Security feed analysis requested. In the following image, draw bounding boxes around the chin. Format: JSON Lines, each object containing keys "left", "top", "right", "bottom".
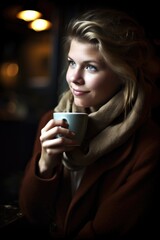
{"left": 74, "top": 101, "right": 89, "bottom": 108}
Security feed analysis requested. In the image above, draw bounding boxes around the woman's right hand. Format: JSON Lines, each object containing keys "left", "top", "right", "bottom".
{"left": 38, "top": 119, "right": 76, "bottom": 178}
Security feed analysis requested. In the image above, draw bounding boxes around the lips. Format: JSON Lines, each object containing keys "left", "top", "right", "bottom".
{"left": 72, "top": 88, "right": 89, "bottom": 96}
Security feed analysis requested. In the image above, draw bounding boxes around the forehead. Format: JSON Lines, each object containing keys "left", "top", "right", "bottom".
{"left": 68, "top": 39, "right": 103, "bottom": 61}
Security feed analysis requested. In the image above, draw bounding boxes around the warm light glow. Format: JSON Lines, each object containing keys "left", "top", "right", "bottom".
{"left": 0, "top": 62, "right": 19, "bottom": 87}
{"left": 28, "top": 19, "right": 52, "bottom": 31}
{"left": 1, "top": 63, "right": 19, "bottom": 78}
{"left": 16, "top": 10, "right": 42, "bottom": 21}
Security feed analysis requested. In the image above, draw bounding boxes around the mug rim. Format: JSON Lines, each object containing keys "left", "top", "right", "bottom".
{"left": 54, "top": 112, "right": 88, "bottom": 115}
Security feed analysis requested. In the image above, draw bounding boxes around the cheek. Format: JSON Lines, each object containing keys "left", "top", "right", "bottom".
{"left": 85, "top": 74, "right": 101, "bottom": 89}
{"left": 88, "top": 76, "right": 107, "bottom": 91}
{"left": 66, "top": 70, "right": 70, "bottom": 84}
{"left": 90, "top": 74, "right": 120, "bottom": 98}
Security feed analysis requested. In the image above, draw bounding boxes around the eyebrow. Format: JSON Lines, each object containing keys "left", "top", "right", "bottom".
{"left": 67, "top": 56, "right": 100, "bottom": 64}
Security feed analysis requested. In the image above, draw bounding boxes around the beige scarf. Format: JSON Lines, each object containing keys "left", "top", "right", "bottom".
{"left": 54, "top": 82, "right": 151, "bottom": 170}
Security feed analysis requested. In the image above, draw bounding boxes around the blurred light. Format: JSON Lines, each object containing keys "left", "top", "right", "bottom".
{"left": 1, "top": 62, "right": 19, "bottom": 78}
{"left": 16, "top": 10, "right": 42, "bottom": 21}
{"left": 28, "top": 19, "right": 52, "bottom": 31}
{"left": 0, "top": 62, "right": 19, "bottom": 87}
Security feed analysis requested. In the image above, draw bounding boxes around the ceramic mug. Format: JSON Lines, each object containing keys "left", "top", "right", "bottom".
{"left": 53, "top": 112, "right": 88, "bottom": 145}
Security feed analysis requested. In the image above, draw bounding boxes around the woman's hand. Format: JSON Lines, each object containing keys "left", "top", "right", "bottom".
{"left": 38, "top": 119, "right": 76, "bottom": 178}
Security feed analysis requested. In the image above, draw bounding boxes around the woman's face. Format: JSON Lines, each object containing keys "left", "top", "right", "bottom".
{"left": 66, "top": 39, "right": 122, "bottom": 108}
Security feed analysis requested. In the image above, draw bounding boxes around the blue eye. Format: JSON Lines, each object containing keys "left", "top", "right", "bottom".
{"left": 68, "top": 60, "right": 76, "bottom": 68}
{"left": 86, "top": 65, "right": 97, "bottom": 72}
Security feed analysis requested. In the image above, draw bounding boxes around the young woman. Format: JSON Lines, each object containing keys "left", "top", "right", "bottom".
{"left": 19, "top": 8, "right": 160, "bottom": 239}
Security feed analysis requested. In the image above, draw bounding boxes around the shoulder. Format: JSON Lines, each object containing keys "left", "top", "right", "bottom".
{"left": 37, "top": 109, "right": 54, "bottom": 129}
{"left": 40, "top": 109, "right": 54, "bottom": 122}
{"left": 135, "top": 119, "right": 160, "bottom": 156}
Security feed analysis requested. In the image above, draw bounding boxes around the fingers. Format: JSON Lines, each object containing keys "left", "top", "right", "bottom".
{"left": 45, "top": 143, "right": 75, "bottom": 156}
{"left": 41, "top": 119, "right": 68, "bottom": 133}
{"left": 42, "top": 133, "right": 76, "bottom": 148}
{"left": 39, "top": 119, "right": 77, "bottom": 172}
{"left": 40, "top": 119, "right": 71, "bottom": 140}
{"left": 40, "top": 119, "right": 77, "bottom": 151}
{"left": 40, "top": 125, "right": 75, "bottom": 142}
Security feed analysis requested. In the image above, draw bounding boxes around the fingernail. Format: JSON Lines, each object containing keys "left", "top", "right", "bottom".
{"left": 62, "top": 118, "right": 68, "bottom": 123}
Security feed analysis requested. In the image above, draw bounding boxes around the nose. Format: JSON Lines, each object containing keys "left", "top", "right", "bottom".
{"left": 69, "top": 68, "right": 84, "bottom": 85}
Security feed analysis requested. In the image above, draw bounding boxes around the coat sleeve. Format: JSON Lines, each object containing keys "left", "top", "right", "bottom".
{"left": 19, "top": 110, "right": 63, "bottom": 225}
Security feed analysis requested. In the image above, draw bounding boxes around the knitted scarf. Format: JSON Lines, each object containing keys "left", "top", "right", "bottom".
{"left": 54, "top": 82, "right": 151, "bottom": 170}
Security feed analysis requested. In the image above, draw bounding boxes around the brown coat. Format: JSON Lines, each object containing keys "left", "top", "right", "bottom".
{"left": 19, "top": 110, "right": 160, "bottom": 239}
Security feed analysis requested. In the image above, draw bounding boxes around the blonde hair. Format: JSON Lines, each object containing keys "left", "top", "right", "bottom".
{"left": 63, "top": 8, "right": 153, "bottom": 111}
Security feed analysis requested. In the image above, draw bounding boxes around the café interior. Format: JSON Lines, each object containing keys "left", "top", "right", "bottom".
{"left": 0, "top": 0, "right": 159, "bottom": 236}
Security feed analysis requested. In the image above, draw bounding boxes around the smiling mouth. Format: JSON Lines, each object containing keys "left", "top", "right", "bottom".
{"left": 72, "top": 88, "right": 89, "bottom": 96}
